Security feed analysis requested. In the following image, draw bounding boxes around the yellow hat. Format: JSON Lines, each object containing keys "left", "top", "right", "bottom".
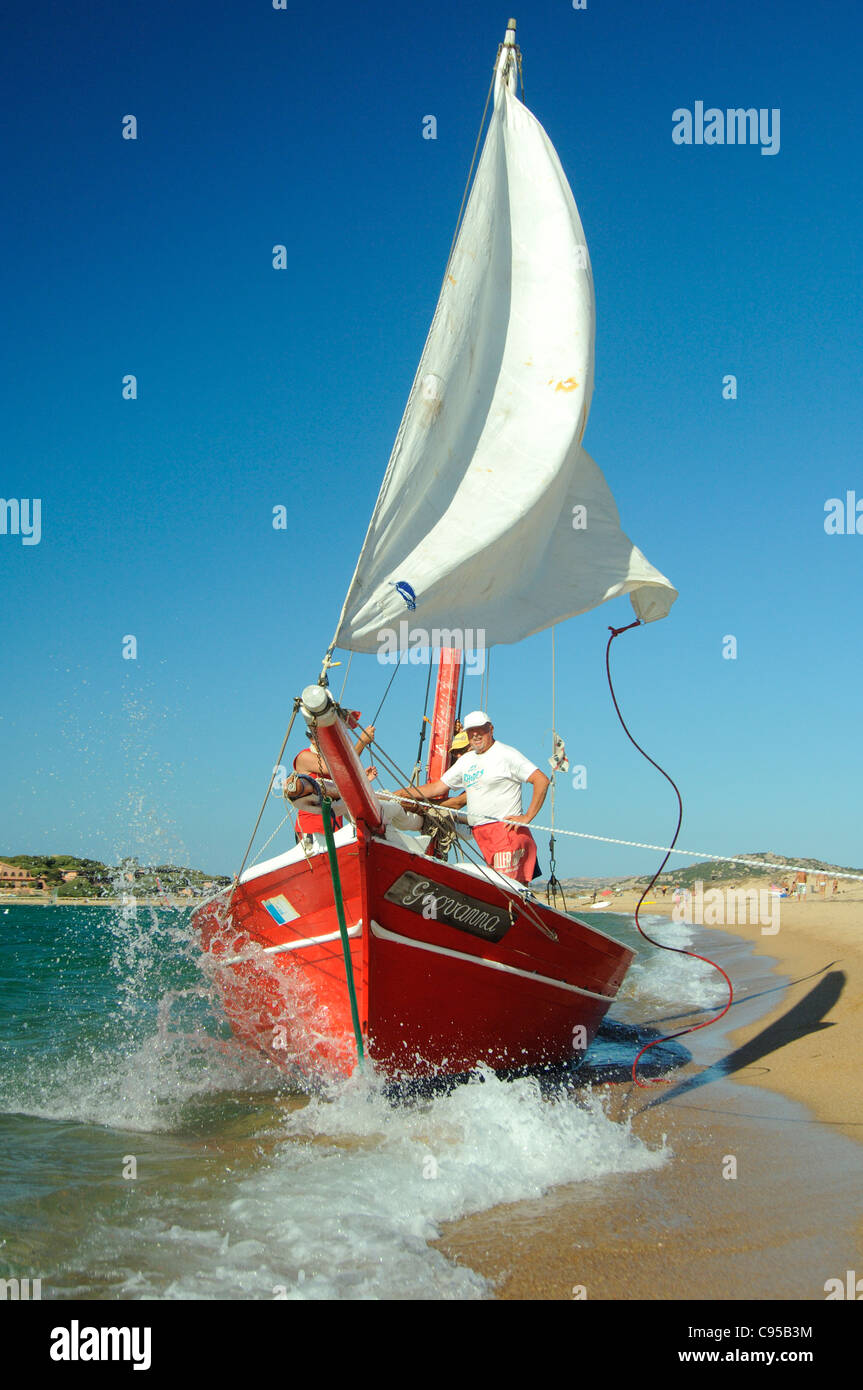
{"left": 450, "top": 731, "right": 469, "bottom": 750}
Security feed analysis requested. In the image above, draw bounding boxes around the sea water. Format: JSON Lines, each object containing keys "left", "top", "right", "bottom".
{"left": 0, "top": 903, "right": 722, "bottom": 1299}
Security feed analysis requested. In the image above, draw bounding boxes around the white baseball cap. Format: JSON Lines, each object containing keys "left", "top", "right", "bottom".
{"left": 462, "top": 710, "right": 491, "bottom": 729}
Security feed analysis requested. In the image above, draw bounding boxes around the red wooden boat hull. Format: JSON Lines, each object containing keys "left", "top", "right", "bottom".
{"left": 193, "top": 825, "right": 635, "bottom": 1080}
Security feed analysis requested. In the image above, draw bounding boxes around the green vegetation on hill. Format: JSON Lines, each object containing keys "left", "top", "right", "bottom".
{"left": 1, "top": 854, "right": 231, "bottom": 898}
{"left": 558, "top": 852, "right": 862, "bottom": 895}
{"left": 630, "top": 852, "right": 862, "bottom": 890}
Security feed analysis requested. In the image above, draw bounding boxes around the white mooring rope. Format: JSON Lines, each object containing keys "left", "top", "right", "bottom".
{"left": 372, "top": 791, "right": 863, "bottom": 884}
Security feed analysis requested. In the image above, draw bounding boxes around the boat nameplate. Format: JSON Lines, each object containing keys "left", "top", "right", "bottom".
{"left": 383, "top": 870, "right": 511, "bottom": 943}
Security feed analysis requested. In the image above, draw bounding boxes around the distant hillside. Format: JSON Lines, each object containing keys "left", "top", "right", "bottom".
{"left": 564, "top": 852, "right": 862, "bottom": 894}
{"left": 1, "top": 854, "right": 231, "bottom": 898}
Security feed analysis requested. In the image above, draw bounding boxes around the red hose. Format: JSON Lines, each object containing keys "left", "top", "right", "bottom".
{"left": 605, "top": 623, "right": 733, "bottom": 1088}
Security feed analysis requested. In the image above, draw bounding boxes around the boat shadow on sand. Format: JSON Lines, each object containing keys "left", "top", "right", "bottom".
{"left": 635, "top": 963, "right": 846, "bottom": 1113}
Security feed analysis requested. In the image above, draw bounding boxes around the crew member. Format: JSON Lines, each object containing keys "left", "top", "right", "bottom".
{"left": 398, "top": 711, "right": 548, "bottom": 883}
{"left": 289, "top": 725, "right": 376, "bottom": 840}
{"left": 439, "top": 730, "right": 468, "bottom": 812}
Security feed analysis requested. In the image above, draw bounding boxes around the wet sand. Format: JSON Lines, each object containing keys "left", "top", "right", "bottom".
{"left": 610, "top": 879, "right": 863, "bottom": 1143}
{"left": 436, "top": 882, "right": 863, "bottom": 1299}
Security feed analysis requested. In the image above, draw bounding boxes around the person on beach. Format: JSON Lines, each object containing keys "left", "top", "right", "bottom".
{"left": 396, "top": 711, "right": 549, "bottom": 883}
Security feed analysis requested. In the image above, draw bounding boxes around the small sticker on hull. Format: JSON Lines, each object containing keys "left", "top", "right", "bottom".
{"left": 262, "top": 894, "right": 300, "bottom": 926}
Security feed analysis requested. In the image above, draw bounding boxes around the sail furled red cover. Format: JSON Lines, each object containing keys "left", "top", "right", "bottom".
{"left": 332, "top": 74, "right": 677, "bottom": 655}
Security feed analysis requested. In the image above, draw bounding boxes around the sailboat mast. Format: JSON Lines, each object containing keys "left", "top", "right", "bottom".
{"left": 495, "top": 17, "right": 519, "bottom": 98}
{"left": 426, "top": 650, "right": 462, "bottom": 782}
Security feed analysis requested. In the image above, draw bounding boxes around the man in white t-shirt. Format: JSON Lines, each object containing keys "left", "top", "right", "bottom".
{"left": 398, "top": 711, "right": 549, "bottom": 883}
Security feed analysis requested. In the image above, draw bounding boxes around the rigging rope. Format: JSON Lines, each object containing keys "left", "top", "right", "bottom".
{"left": 338, "top": 652, "right": 353, "bottom": 704}
{"left": 370, "top": 652, "right": 405, "bottom": 727}
{"left": 411, "top": 660, "right": 435, "bottom": 784}
{"left": 456, "top": 654, "right": 467, "bottom": 723}
{"left": 479, "top": 647, "right": 491, "bottom": 716}
{"left": 226, "top": 699, "right": 301, "bottom": 912}
{"left": 373, "top": 800, "right": 863, "bottom": 886}
{"left": 246, "top": 812, "right": 294, "bottom": 869}
{"left": 506, "top": 830, "right": 863, "bottom": 881}
{"left": 546, "top": 625, "right": 567, "bottom": 912}
{"left": 443, "top": 66, "right": 497, "bottom": 283}
{"left": 604, "top": 621, "right": 733, "bottom": 1088}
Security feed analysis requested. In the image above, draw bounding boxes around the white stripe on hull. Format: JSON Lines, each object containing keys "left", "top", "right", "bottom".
{"left": 370, "top": 920, "right": 616, "bottom": 1002}
{"left": 220, "top": 922, "right": 362, "bottom": 966}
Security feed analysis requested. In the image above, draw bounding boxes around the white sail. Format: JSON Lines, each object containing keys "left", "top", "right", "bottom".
{"left": 331, "top": 34, "right": 676, "bottom": 656}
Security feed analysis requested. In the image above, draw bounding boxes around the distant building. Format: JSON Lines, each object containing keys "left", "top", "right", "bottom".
{"left": 62, "top": 871, "right": 78, "bottom": 881}
{"left": 0, "top": 862, "right": 30, "bottom": 883}
{"left": 0, "top": 862, "right": 46, "bottom": 892}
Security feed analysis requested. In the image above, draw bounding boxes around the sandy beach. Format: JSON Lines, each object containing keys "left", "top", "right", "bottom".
{"left": 436, "top": 878, "right": 863, "bottom": 1299}
{"left": 609, "top": 877, "right": 863, "bottom": 1142}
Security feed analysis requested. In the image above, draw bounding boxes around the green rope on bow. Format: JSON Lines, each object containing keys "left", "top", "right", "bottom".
{"left": 321, "top": 797, "right": 364, "bottom": 1069}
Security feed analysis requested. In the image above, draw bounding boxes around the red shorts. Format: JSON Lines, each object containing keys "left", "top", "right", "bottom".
{"left": 472, "top": 822, "right": 537, "bottom": 884}
{"left": 295, "top": 809, "right": 343, "bottom": 836}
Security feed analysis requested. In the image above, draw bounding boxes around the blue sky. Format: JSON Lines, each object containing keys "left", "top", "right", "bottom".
{"left": 2, "top": 0, "right": 861, "bottom": 879}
